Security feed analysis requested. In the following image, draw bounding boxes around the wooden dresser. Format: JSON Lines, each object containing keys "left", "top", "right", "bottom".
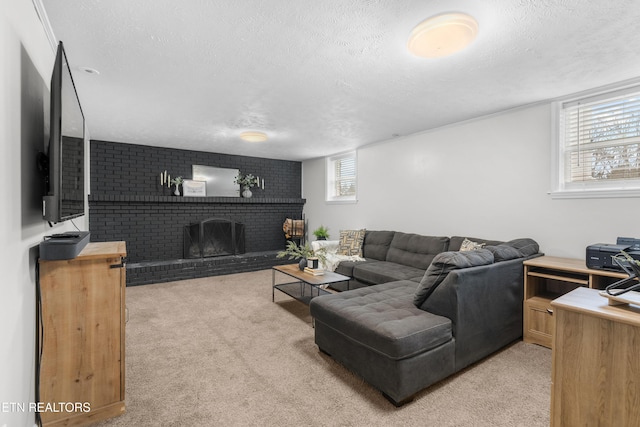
{"left": 550, "top": 287, "right": 640, "bottom": 426}
{"left": 38, "top": 241, "right": 127, "bottom": 427}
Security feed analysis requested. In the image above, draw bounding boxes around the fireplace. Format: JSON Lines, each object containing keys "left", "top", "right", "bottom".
{"left": 184, "top": 218, "right": 245, "bottom": 259}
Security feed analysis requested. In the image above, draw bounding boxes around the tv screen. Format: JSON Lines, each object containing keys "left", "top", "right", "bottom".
{"left": 43, "top": 42, "right": 85, "bottom": 223}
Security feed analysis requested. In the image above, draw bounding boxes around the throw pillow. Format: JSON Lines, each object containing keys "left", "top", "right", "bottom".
{"left": 459, "top": 238, "right": 485, "bottom": 251}
{"left": 337, "top": 229, "right": 366, "bottom": 256}
{"left": 413, "top": 249, "right": 494, "bottom": 308}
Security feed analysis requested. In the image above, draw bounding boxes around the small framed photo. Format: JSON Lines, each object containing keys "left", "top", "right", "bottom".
{"left": 182, "top": 180, "right": 207, "bottom": 197}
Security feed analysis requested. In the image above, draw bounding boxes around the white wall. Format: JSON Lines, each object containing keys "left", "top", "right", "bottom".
{"left": 1, "top": 2, "right": 87, "bottom": 425}
{"left": 303, "top": 103, "right": 639, "bottom": 259}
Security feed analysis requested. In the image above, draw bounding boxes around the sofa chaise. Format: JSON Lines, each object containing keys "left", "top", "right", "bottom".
{"left": 309, "top": 230, "right": 541, "bottom": 406}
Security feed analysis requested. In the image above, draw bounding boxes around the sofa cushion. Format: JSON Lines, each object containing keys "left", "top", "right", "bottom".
{"left": 353, "top": 261, "right": 427, "bottom": 285}
{"left": 362, "top": 230, "right": 395, "bottom": 261}
{"left": 337, "top": 229, "right": 366, "bottom": 256}
{"left": 413, "top": 249, "right": 495, "bottom": 307}
{"left": 449, "top": 236, "right": 504, "bottom": 252}
{"left": 334, "top": 259, "right": 373, "bottom": 277}
{"left": 484, "top": 244, "right": 523, "bottom": 262}
{"left": 309, "top": 281, "right": 452, "bottom": 360}
{"left": 386, "top": 232, "right": 450, "bottom": 270}
{"left": 505, "top": 238, "right": 539, "bottom": 257}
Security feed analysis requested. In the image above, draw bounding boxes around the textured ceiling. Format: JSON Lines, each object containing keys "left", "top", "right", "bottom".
{"left": 40, "top": 0, "right": 640, "bottom": 161}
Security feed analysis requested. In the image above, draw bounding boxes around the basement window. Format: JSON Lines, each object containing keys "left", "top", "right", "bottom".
{"left": 551, "top": 84, "right": 640, "bottom": 198}
{"left": 326, "top": 151, "right": 357, "bottom": 203}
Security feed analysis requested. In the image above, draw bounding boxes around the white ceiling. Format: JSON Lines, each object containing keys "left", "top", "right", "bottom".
{"left": 39, "top": 0, "right": 640, "bottom": 161}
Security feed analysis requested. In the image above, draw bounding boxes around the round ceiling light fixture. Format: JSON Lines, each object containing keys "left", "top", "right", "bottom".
{"left": 239, "top": 131, "right": 268, "bottom": 142}
{"left": 407, "top": 12, "right": 479, "bottom": 58}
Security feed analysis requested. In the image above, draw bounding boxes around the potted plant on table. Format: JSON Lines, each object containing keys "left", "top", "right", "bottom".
{"left": 277, "top": 241, "right": 327, "bottom": 271}
{"left": 313, "top": 225, "right": 330, "bottom": 240}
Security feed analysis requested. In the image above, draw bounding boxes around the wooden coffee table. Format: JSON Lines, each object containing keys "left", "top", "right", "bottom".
{"left": 272, "top": 264, "right": 351, "bottom": 305}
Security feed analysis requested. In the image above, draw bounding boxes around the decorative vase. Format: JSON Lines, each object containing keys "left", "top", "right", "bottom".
{"left": 242, "top": 187, "right": 253, "bottom": 198}
{"left": 174, "top": 185, "right": 180, "bottom": 196}
{"left": 298, "top": 258, "right": 307, "bottom": 271}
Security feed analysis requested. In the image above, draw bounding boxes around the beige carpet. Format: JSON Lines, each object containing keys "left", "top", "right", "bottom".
{"left": 94, "top": 269, "right": 551, "bottom": 427}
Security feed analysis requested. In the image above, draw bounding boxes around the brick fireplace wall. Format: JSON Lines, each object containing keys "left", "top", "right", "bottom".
{"left": 89, "top": 140, "right": 304, "bottom": 285}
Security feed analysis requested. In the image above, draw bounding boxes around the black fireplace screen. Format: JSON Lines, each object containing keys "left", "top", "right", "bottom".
{"left": 184, "top": 218, "right": 245, "bottom": 258}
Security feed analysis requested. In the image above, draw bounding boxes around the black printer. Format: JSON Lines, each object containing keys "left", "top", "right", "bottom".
{"left": 586, "top": 237, "right": 640, "bottom": 271}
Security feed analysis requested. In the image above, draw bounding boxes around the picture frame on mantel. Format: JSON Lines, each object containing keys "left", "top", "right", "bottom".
{"left": 182, "top": 180, "right": 207, "bottom": 197}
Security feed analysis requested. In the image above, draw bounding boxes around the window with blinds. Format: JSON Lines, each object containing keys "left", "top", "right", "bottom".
{"left": 554, "top": 85, "right": 640, "bottom": 197}
{"left": 326, "top": 151, "right": 357, "bottom": 202}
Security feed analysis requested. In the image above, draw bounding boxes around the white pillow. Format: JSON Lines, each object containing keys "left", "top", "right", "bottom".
{"left": 459, "top": 238, "right": 485, "bottom": 251}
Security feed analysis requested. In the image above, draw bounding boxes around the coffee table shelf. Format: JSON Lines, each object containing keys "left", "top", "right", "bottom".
{"left": 273, "top": 282, "right": 331, "bottom": 304}
{"left": 272, "top": 264, "right": 350, "bottom": 305}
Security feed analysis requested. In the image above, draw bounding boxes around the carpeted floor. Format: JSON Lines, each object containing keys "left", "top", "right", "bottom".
{"left": 94, "top": 269, "right": 552, "bottom": 427}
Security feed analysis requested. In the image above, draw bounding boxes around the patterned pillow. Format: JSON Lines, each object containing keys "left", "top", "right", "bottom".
{"left": 337, "top": 229, "right": 366, "bottom": 256}
{"left": 459, "top": 238, "right": 485, "bottom": 251}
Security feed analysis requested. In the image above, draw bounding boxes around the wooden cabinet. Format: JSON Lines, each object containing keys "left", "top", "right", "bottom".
{"left": 38, "top": 242, "right": 127, "bottom": 427}
{"left": 550, "top": 287, "right": 640, "bottom": 426}
{"left": 523, "top": 256, "right": 626, "bottom": 348}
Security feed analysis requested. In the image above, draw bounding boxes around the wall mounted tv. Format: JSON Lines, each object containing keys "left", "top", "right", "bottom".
{"left": 42, "top": 41, "right": 86, "bottom": 223}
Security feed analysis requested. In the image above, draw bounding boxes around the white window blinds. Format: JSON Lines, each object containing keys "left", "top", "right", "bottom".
{"left": 561, "top": 87, "right": 640, "bottom": 185}
{"left": 333, "top": 156, "right": 356, "bottom": 197}
{"left": 326, "top": 151, "right": 357, "bottom": 202}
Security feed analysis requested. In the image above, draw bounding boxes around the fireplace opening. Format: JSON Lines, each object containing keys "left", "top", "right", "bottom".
{"left": 184, "top": 218, "right": 245, "bottom": 259}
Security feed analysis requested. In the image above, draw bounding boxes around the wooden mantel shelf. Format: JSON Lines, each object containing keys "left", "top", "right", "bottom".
{"left": 89, "top": 194, "right": 306, "bottom": 204}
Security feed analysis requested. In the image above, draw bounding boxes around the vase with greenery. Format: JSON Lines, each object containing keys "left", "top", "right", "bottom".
{"left": 277, "top": 241, "right": 327, "bottom": 270}
{"left": 234, "top": 171, "right": 258, "bottom": 198}
{"left": 313, "top": 225, "right": 330, "bottom": 240}
{"left": 170, "top": 176, "right": 183, "bottom": 196}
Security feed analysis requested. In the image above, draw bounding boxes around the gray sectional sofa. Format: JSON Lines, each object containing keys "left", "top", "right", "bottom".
{"left": 309, "top": 230, "right": 541, "bottom": 406}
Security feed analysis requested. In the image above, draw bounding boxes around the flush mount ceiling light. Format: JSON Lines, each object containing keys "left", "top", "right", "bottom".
{"left": 407, "top": 12, "right": 479, "bottom": 58}
{"left": 239, "top": 131, "right": 268, "bottom": 142}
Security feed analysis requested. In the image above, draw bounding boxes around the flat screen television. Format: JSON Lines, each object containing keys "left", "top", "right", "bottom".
{"left": 42, "top": 41, "right": 86, "bottom": 223}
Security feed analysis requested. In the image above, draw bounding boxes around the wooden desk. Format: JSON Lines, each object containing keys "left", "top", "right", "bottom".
{"left": 550, "top": 287, "right": 640, "bottom": 426}
{"left": 523, "top": 256, "right": 626, "bottom": 348}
